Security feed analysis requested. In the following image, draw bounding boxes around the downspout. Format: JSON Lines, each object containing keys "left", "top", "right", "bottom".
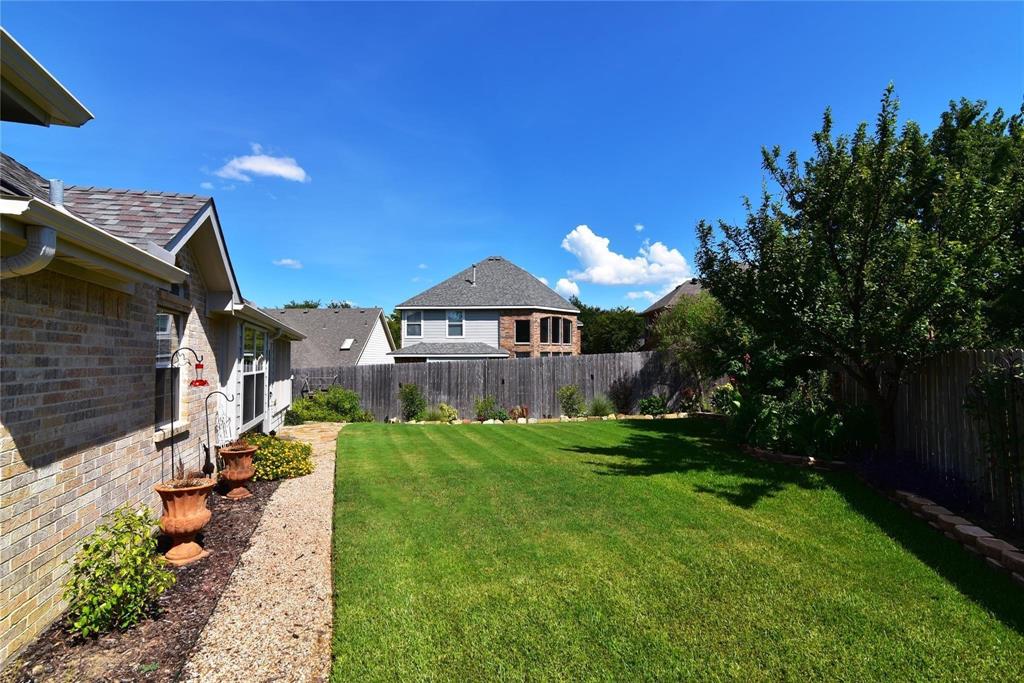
{"left": 0, "top": 180, "right": 61, "bottom": 279}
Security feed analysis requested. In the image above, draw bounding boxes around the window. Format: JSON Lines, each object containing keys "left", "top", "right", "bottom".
{"left": 540, "top": 317, "right": 549, "bottom": 344}
{"left": 515, "top": 351, "right": 531, "bottom": 358}
{"left": 563, "top": 318, "right": 572, "bottom": 345}
{"left": 242, "top": 325, "right": 267, "bottom": 426}
{"left": 539, "top": 316, "right": 573, "bottom": 346}
{"left": 406, "top": 311, "right": 422, "bottom": 337}
{"left": 341, "top": 338, "right": 354, "bottom": 350}
{"left": 447, "top": 310, "right": 464, "bottom": 337}
{"left": 551, "top": 316, "right": 561, "bottom": 344}
{"left": 515, "top": 320, "right": 531, "bottom": 344}
{"left": 155, "top": 313, "right": 179, "bottom": 426}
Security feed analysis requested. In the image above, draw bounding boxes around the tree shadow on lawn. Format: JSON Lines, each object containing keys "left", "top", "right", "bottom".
{"left": 568, "top": 418, "right": 1024, "bottom": 634}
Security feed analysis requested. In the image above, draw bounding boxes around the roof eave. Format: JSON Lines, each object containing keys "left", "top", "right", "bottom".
{"left": 394, "top": 304, "right": 579, "bottom": 314}
{"left": 0, "top": 28, "right": 94, "bottom": 127}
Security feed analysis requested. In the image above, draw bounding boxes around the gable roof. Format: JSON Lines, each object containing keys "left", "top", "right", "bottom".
{"left": 642, "top": 278, "right": 704, "bottom": 315}
{"left": 1, "top": 153, "right": 210, "bottom": 251}
{"left": 264, "top": 307, "right": 394, "bottom": 367}
{"left": 396, "top": 256, "right": 578, "bottom": 312}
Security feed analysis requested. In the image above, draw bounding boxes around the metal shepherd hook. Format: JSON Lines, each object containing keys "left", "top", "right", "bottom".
{"left": 203, "top": 390, "right": 234, "bottom": 476}
{"left": 168, "top": 346, "right": 203, "bottom": 479}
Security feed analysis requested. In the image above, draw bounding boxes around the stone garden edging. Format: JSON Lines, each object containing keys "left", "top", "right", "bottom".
{"left": 738, "top": 444, "right": 1024, "bottom": 588}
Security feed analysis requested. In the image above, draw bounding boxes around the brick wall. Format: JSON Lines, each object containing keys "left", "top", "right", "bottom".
{"left": 0, "top": 243, "right": 221, "bottom": 664}
{"left": 497, "top": 310, "right": 581, "bottom": 358}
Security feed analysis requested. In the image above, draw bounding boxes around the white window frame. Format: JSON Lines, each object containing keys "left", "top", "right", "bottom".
{"left": 405, "top": 311, "right": 423, "bottom": 338}
{"left": 154, "top": 313, "right": 181, "bottom": 432}
{"left": 446, "top": 310, "right": 464, "bottom": 338}
{"left": 241, "top": 324, "right": 269, "bottom": 431}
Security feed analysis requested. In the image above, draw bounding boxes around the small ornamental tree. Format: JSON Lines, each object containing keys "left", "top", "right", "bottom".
{"left": 399, "top": 383, "right": 427, "bottom": 422}
{"left": 697, "top": 87, "right": 1024, "bottom": 447}
{"left": 655, "top": 291, "right": 731, "bottom": 407}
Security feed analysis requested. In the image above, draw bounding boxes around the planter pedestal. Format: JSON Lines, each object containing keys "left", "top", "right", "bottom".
{"left": 219, "top": 444, "right": 257, "bottom": 500}
{"left": 154, "top": 479, "right": 215, "bottom": 566}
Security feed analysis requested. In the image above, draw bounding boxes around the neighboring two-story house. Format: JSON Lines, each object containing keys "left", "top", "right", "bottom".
{"left": 641, "top": 278, "right": 703, "bottom": 349}
{"left": 391, "top": 256, "right": 581, "bottom": 362}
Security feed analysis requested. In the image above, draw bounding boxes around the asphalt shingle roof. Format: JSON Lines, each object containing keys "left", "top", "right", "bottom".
{"left": 264, "top": 308, "right": 390, "bottom": 367}
{"left": 642, "top": 279, "right": 704, "bottom": 315}
{"left": 397, "top": 256, "right": 578, "bottom": 312}
{"left": 389, "top": 342, "right": 508, "bottom": 357}
{"left": 1, "top": 153, "right": 210, "bottom": 249}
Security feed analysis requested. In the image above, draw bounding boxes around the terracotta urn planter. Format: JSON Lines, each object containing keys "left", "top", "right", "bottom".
{"left": 219, "top": 440, "right": 257, "bottom": 500}
{"left": 154, "top": 478, "right": 215, "bottom": 566}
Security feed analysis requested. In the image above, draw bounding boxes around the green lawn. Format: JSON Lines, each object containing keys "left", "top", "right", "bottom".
{"left": 331, "top": 420, "right": 1024, "bottom": 681}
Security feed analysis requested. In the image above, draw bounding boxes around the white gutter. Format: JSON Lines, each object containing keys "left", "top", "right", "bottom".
{"left": 394, "top": 305, "right": 579, "bottom": 314}
{"left": 0, "top": 195, "right": 186, "bottom": 283}
{"left": 230, "top": 302, "right": 306, "bottom": 341}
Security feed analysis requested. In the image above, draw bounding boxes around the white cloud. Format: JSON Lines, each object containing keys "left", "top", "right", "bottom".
{"left": 555, "top": 278, "right": 580, "bottom": 298}
{"left": 634, "top": 223, "right": 644, "bottom": 232}
{"left": 200, "top": 181, "right": 214, "bottom": 190}
{"left": 560, "top": 224, "right": 692, "bottom": 286}
{"left": 537, "top": 276, "right": 549, "bottom": 286}
{"left": 215, "top": 144, "right": 310, "bottom": 183}
{"left": 626, "top": 290, "right": 658, "bottom": 302}
{"left": 272, "top": 258, "right": 303, "bottom": 269}
{"left": 418, "top": 263, "right": 428, "bottom": 270}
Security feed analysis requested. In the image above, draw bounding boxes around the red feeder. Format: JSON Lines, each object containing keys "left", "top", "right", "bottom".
{"left": 190, "top": 362, "right": 210, "bottom": 387}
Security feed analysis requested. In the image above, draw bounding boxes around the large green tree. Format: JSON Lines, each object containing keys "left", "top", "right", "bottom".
{"left": 570, "top": 297, "right": 645, "bottom": 354}
{"left": 696, "top": 88, "right": 1023, "bottom": 445}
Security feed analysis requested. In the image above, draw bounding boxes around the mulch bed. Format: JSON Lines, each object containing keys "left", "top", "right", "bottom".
{"left": 2, "top": 481, "right": 279, "bottom": 683}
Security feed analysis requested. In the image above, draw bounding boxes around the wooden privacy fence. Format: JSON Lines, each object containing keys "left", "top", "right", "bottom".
{"left": 293, "top": 351, "right": 691, "bottom": 421}
{"left": 839, "top": 348, "right": 1024, "bottom": 532}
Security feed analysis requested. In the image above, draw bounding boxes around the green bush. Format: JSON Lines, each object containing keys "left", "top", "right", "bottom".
{"left": 399, "top": 384, "right": 427, "bottom": 422}
{"left": 557, "top": 385, "right": 586, "bottom": 417}
{"left": 474, "top": 395, "right": 503, "bottom": 421}
{"left": 63, "top": 506, "right": 174, "bottom": 637}
{"left": 509, "top": 405, "right": 530, "bottom": 420}
{"left": 438, "top": 403, "right": 459, "bottom": 423}
{"left": 248, "top": 433, "right": 314, "bottom": 480}
{"left": 589, "top": 395, "right": 613, "bottom": 417}
{"left": 287, "top": 386, "right": 370, "bottom": 423}
{"left": 638, "top": 395, "right": 669, "bottom": 415}
{"left": 710, "top": 383, "right": 741, "bottom": 416}
{"left": 423, "top": 408, "right": 445, "bottom": 422}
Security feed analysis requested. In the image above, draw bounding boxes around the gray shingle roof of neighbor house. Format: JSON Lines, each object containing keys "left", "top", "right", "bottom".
{"left": 396, "top": 256, "right": 579, "bottom": 313}
{"left": 1, "top": 153, "right": 211, "bottom": 249}
{"left": 263, "top": 307, "right": 394, "bottom": 367}
{"left": 642, "top": 278, "right": 704, "bottom": 315}
{"left": 389, "top": 342, "right": 509, "bottom": 358}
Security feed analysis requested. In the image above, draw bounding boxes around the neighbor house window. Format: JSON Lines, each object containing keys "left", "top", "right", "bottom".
{"left": 540, "top": 316, "right": 573, "bottom": 346}
{"left": 515, "top": 320, "right": 531, "bottom": 344}
{"left": 515, "top": 351, "right": 531, "bottom": 358}
{"left": 242, "top": 325, "right": 267, "bottom": 426}
{"left": 563, "top": 319, "right": 572, "bottom": 345}
{"left": 447, "top": 310, "right": 464, "bottom": 337}
{"left": 155, "top": 313, "right": 179, "bottom": 426}
{"left": 540, "top": 318, "right": 549, "bottom": 344}
{"left": 406, "top": 311, "right": 422, "bottom": 337}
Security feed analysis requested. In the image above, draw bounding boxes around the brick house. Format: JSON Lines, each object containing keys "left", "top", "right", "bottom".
{"left": 391, "top": 256, "right": 581, "bottom": 362}
{"left": 0, "top": 30, "right": 303, "bottom": 663}
{"left": 640, "top": 278, "right": 703, "bottom": 350}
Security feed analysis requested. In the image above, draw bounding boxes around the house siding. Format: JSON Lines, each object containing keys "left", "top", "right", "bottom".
{"left": 402, "top": 310, "right": 499, "bottom": 348}
{"left": 0, "top": 242, "right": 220, "bottom": 663}
{"left": 360, "top": 318, "right": 394, "bottom": 365}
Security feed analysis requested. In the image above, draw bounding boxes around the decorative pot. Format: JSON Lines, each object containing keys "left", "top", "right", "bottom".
{"left": 154, "top": 478, "right": 215, "bottom": 566}
{"left": 219, "top": 443, "right": 257, "bottom": 500}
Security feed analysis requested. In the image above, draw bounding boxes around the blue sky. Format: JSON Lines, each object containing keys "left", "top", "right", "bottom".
{"left": 3, "top": 2, "right": 1021, "bottom": 311}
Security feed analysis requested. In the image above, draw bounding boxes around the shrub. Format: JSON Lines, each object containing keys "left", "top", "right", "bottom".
{"left": 474, "top": 395, "right": 502, "bottom": 421}
{"left": 494, "top": 408, "right": 511, "bottom": 422}
{"left": 247, "top": 433, "right": 314, "bottom": 480}
{"left": 710, "top": 383, "right": 741, "bottom": 416}
{"left": 287, "top": 386, "right": 369, "bottom": 423}
{"left": 438, "top": 403, "right": 459, "bottom": 423}
{"left": 556, "top": 385, "right": 586, "bottom": 417}
{"left": 509, "top": 405, "right": 530, "bottom": 420}
{"left": 63, "top": 506, "right": 174, "bottom": 637}
{"left": 638, "top": 394, "right": 669, "bottom": 415}
{"left": 399, "top": 383, "right": 427, "bottom": 422}
{"left": 608, "top": 376, "right": 634, "bottom": 414}
{"left": 423, "top": 407, "right": 445, "bottom": 422}
{"left": 589, "top": 395, "right": 613, "bottom": 417}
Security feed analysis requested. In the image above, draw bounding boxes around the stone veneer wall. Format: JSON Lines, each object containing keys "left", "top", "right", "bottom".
{"left": 0, "top": 243, "right": 220, "bottom": 664}
{"left": 498, "top": 310, "right": 582, "bottom": 358}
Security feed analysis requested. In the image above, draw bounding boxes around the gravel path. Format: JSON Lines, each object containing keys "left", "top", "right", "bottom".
{"left": 181, "top": 423, "right": 342, "bottom": 683}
